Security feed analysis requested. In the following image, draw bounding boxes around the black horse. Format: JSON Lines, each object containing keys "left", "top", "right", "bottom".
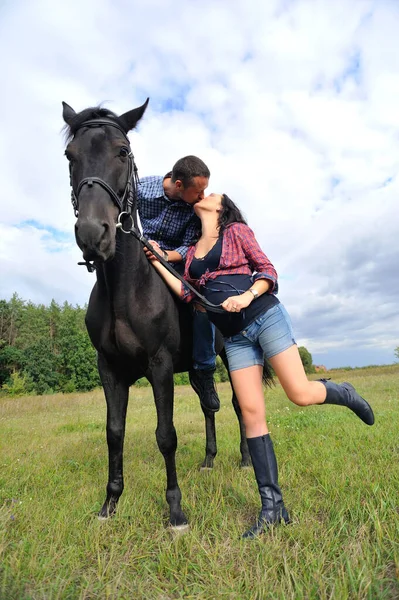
{"left": 62, "top": 99, "right": 270, "bottom": 529}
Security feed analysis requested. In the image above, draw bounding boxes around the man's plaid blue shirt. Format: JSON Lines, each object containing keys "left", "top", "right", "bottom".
{"left": 137, "top": 176, "right": 200, "bottom": 259}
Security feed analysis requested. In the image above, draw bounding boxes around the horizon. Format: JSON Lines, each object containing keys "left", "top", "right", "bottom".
{"left": 1, "top": 0, "right": 398, "bottom": 369}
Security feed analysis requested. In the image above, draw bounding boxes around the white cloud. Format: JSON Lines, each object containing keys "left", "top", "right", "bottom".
{"left": 0, "top": 0, "right": 398, "bottom": 367}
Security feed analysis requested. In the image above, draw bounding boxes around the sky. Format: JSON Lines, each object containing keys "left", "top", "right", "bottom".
{"left": 0, "top": 0, "right": 398, "bottom": 368}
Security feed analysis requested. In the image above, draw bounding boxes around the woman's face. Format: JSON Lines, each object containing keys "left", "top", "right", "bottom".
{"left": 194, "top": 193, "right": 223, "bottom": 216}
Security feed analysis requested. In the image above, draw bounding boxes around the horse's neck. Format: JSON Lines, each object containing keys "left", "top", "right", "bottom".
{"left": 96, "top": 230, "right": 151, "bottom": 303}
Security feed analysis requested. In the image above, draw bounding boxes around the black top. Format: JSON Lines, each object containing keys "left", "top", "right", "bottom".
{"left": 189, "top": 236, "right": 279, "bottom": 337}
{"left": 189, "top": 236, "right": 223, "bottom": 280}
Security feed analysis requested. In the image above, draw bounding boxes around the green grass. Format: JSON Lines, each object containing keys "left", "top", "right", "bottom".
{"left": 0, "top": 366, "right": 398, "bottom": 599}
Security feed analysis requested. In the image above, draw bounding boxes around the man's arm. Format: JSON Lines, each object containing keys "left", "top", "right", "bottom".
{"left": 164, "top": 249, "right": 184, "bottom": 263}
{"left": 171, "top": 214, "right": 200, "bottom": 261}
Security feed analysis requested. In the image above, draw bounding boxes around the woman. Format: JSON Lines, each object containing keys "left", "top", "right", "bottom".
{"left": 146, "top": 193, "right": 375, "bottom": 539}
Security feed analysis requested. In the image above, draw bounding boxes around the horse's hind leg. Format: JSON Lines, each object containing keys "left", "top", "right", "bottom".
{"left": 188, "top": 373, "right": 217, "bottom": 468}
{"left": 97, "top": 353, "right": 129, "bottom": 519}
{"left": 231, "top": 389, "right": 251, "bottom": 467}
{"left": 148, "top": 358, "right": 189, "bottom": 530}
{"left": 220, "top": 349, "right": 251, "bottom": 468}
{"left": 199, "top": 407, "right": 217, "bottom": 470}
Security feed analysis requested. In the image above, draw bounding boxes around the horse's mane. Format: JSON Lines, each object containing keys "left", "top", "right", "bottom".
{"left": 63, "top": 106, "right": 122, "bottom": 142}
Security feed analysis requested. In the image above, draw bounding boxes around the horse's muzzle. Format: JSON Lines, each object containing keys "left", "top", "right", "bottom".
{"left": 75, "top": 218, "right": 115, "bottom": 261}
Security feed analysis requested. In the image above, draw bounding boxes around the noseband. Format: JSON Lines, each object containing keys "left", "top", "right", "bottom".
{"left": 69, "top": 119, "right": 139, "bottom": 218}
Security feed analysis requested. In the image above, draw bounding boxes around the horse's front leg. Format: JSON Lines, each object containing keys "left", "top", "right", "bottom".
{"left": 148, "top": 355, "right": 189, "bottom": 531}
{"left": 97, "top": 353, "right": 129, "bottom": 519}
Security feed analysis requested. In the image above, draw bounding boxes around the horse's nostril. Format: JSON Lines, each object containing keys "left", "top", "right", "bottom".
{"left": 102, "top": 222, "right": 109, "bottom": 233}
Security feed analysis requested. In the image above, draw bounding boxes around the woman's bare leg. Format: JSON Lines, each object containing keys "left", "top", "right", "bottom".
{"left": 229, "top": 365, "right": 268, "bottom": 437}
{"left": 268, "top": 345, "right": 327, "bottom": 406}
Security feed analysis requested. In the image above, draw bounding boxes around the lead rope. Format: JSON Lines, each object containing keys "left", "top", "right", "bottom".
{"left": 118, "top": 220, "right": 227, "bottom": 314}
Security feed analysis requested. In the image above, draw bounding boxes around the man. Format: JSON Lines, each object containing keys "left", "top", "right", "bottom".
{"left": 137, "top": 155, "right": 220, "bottom": 412}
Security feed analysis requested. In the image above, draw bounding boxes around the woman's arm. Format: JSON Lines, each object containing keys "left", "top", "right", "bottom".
{"left": 151, "top": 259, "right": 185, "bottom": 298}
{"left": 220, "top": 224, "right": 277, "bottom": 313}
{"left": 221, "top": 278, "right": 270, "bottom": 312}
{"left": 235, "top": 224, "right": 278, "bottom": 291}
{"left": 145, "top": 241, "right": 195, "bottom": 301}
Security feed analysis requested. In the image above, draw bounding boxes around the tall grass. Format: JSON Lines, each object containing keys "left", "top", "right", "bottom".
{"left": 0, "top": 366, "right": 398, "bottom": 599}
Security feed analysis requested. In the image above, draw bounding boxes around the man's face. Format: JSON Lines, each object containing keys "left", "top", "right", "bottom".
{"left": 176, "top": 176, "right": 209, "bottom": 205}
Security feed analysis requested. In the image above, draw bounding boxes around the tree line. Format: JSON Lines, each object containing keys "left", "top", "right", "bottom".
{"left": 0, "top": 294, "right": 230, "bottom": 396}
{"left": 0, "top": 294, "right": 318, "bottom": 397}
{"left": 0, "top": 294, "right": 100, "bottom": 396}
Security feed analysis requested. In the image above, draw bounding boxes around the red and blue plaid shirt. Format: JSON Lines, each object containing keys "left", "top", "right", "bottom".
{"left": 137, "top": 175, "right": 200, "bottom": 259}
{"left": 180, "top": 223, "right": 278, "bottom": 302}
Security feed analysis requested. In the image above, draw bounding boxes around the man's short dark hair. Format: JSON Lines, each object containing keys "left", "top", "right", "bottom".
{"left": 171, "top": 155, "right": 210, "bottom": 188}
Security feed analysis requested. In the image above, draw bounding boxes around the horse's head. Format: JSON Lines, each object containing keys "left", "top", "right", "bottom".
{"left": 62, "top": 99, "right": 149, "bottom": 262}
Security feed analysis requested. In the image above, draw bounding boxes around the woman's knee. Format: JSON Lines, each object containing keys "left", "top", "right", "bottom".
{"left": 286, "top": 387, "right": 312, "bottom": 406}
{"left": 240, "top": 404, "right": 265, "bottom": 427}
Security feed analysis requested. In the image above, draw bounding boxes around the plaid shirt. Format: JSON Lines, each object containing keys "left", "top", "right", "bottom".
{"left": 180, "top": 223, "right": 278, "bottom": 302}
{"left": 137, "top": 176, "right": 200, "bottom": 259}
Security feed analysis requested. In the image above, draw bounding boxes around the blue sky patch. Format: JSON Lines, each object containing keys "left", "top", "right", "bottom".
{"left": 156, "top": 84, "right": 191, "bottom": 113}
{"left": 380, "top": 176, "right": 394, "bottom": 188}
{"left": 333, "top": 51, "right": 362, "bottom": 92}
{"left": 18, "top": 220, "right": 74, "bottom": 252}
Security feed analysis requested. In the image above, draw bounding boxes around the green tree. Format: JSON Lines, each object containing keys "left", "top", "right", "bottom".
{"left": 395, "top": 347, "right": 399, "bottom": 361}
{"left": 0, "top": 295, "right": 102, "bottom": 395}
{"left": 22, "top": 338, "right": 60, "bottom": 395}
{"left": 2, "top": 371, "right": 35, "bottom": 397}
{"left": 215, "top": 356, "right": 229, "bottom": 382}
{"left": 173, "top": 372, "right": 189, "bottom": 386}
{"left": 298, "top": 346, "right": 315, "bottom": 374}
{"left": 57, "top": 302, "right": 100, "bottom": 392}
{"left": 0, "top": 344, "right": 25, "bottom": 386}
{"left": 1, "top": 293, "right": 25, "bottom": 346}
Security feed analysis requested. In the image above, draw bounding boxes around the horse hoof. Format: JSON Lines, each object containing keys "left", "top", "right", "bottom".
{"left": 98, "top": 504, "right": 117, "bottom": 521}
{"left": 97, "top": 514, "right": 110, "bottom": 522}
{"left": 169, "top": 523, "right": 190, "bottom": 537}
{"left": 200, "top": 466, "right": 213, "bottom": 472}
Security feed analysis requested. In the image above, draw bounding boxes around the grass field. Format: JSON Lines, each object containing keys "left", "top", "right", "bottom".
{"left": 0, "top": 365, "right": 398, "bottom": 599}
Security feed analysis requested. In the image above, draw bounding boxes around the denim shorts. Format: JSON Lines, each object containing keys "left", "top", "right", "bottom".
{"left": 223, "top": 303, "right": 296, "bottom": 372}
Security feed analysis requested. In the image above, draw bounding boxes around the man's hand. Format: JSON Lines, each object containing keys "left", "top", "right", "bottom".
{"left": 221, "top": 292, "right": 253, "bottom": 313}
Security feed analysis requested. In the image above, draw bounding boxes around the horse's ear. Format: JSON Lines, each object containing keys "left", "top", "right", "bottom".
{"left": 62, "top": 102, "right": 76, "bottom": 125}
{"left": 119, "top": 98, "right": 149, "bottom": 132}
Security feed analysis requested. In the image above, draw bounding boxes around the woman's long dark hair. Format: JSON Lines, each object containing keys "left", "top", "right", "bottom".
{"left": 217, "top": 194, "right": 274, "bottom": 388}
{"left": 217, "top": 194, "right": 247, "bottom": 233}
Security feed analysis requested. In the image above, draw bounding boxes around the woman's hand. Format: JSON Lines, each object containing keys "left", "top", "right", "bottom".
{"left": 144, "top": 240, "right": 164, "bottom": 262}
{"left": 221, "top": 292, "right": 253, "bottom": 313}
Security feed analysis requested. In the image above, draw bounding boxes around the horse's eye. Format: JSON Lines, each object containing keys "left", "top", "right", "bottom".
{"left": 119, "top": 147, "right": 129, "bottom": 158}
{"left": 64, "top": 150, "right": 74, "bottom": 162}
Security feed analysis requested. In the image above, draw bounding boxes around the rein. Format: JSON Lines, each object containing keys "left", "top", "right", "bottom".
{"left": 69, "top": 118, "right": 226, "bottom": 314}
{"left": 116, "top": 214, "right": 227, "bottom": 314}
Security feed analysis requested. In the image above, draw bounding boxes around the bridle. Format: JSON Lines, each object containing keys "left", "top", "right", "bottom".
{"left": 67, "top": 117, "right": 226, "bottom": 313}
{"left": 69, "top": 118, "right": 139, "bottom": 219}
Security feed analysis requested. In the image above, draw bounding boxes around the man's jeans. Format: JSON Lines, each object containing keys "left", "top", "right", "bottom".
{"left": 171, "top": 262, "right": 216, "bottom": 371}
{"left": 192, "top": 308, "right": 217, "bottom": 371}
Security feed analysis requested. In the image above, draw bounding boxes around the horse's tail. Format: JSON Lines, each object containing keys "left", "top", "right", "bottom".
{"left": 262, "top": 360, "right": 275, "bottom": 389}
{"left": 219, "top": 346, "right": 274, "bottom": 389}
